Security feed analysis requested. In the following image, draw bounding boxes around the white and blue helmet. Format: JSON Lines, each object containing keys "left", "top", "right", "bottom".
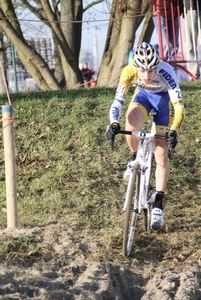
{"left": 132, "top": 42, "right": 160, "bottom": 69}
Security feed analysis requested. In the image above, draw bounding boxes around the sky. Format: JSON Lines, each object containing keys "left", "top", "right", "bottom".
{"left": 81, "top": 1, "right": 111, "bottom": 68}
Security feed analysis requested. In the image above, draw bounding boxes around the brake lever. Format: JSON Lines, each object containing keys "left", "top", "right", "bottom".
{"left": 110, "top": 137, "right": 115, "bottom": 151}
{"left": 168, "top": 146, "right": 173, "bottom": 159}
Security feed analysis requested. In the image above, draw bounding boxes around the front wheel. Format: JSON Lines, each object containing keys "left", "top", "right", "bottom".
{"left": 143, "top": 152, "right": 155, "bottom": 231}
{"left": 123, "top": 164, "right": 140, "bottom": 257}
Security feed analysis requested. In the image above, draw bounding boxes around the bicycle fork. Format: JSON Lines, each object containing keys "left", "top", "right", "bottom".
{"left": 138, "top": 153, "right": 154, "bottom": 229}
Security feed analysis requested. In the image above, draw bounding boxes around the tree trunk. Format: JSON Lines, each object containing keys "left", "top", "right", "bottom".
{"left": 0, "top": 0, "right": 151, "bottom": 90}
{"left": 0, "top": 0, "right": 60, "bottom": 90}
{"left": 59, "top": 0, "right": 84, "bottom": 88}
{"left": 0, "top": 8, "right": 60, "bottom": 90}
{"left": 97, "top": 0, "right": 149, "bottom": 87}
{"left": 0, "top": 27, "right": 7, "bottom": 93}
{"left": 19, "top": 0, "right": 84, "bottom": 89}
{"left": 138, "top": 11, "right": 154, "bottom": 44}
{"left": 52, "top": 32, "right": 65, "bottom": 85}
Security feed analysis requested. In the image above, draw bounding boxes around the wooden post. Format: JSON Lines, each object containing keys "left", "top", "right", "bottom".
{"left": 2, "top": 105, "right": 18, "bottom": 228}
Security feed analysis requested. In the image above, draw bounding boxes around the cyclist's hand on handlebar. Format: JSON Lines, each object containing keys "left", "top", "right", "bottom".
{"left": 165, "top": 130, "right": 178, "bottom": 149}
{"left": 106, "top": 122, "right": 121, "bottom": 141}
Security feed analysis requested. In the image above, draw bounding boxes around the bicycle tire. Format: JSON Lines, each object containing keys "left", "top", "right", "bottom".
{"left": 143, "top": 153, "right": 155, "bottom": 231}
{"left": 143, "top": 209, "right": 148, "bottom": 231}
{"left": 123, "top": 163, "right": 140, "bottom": 257}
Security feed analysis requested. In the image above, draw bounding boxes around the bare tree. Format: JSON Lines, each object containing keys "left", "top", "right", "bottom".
{"left": 0, "top": 0, "right": 105, "bottom": 90}
{"left": 0, "top": 0, "right": 152, "bottom": 90}
{"left": 0, "top": 1, "right": 60, "bottom": 90}
{"left": 97, "top": 0, "right": 149, "bottom": 87}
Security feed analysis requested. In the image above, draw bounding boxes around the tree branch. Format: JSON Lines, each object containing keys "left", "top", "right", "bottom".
{"left": 83, "top": 0, "right": 104, "bottom": 13}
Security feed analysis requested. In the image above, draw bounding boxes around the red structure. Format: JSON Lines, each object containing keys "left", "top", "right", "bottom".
{"left": 153, "top": 0, "right": 201, "bottom": 81}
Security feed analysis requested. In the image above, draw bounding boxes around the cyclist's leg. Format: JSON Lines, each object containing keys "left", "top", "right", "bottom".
{"left": 123, "top": 89, "right": 150, "bottom": 181}
{"left": 124, "top": 88, "right": 149, "bottom": 181}
{"left": 151, "top": 138, "right": 169, "bottom": 230}
{"left": 123, "top": 107, "right": 145, "bottom": 181}
{"left": 125, "top": 88, "right": 150, "bottom": 153}
{"left": 149, "top": 92, "right": 171, "bottom": 229}
{"left": 154, "top": 138, "right": 170, "bottom": 195}
{"left": 153, "top": 92, "right": 172, "bottom": 198}
{"left": 125, "top": 106, "right": 144, "bottom": 152}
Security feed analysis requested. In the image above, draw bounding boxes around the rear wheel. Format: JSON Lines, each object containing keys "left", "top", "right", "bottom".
{"left": 123, "top": 164, "right": 140, "bottom": 257}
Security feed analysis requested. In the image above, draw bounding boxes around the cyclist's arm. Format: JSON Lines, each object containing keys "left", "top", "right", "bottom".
{"left": 161, "top": 64, "right": 185, "bottom": 133}
{"left": 168, "top": 88, "right": 185, "bottom": 133}
{"left": 109, "top": 65, "right": 137, "bottom": 123}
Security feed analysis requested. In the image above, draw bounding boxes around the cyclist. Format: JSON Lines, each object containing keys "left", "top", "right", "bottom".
{"left": 106, "top": 42, "right": 185, "bottom": 231}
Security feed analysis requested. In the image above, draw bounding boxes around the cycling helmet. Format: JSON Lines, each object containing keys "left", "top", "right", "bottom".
{"left": 132, "top": 42, "right": 160, "bottom": 69}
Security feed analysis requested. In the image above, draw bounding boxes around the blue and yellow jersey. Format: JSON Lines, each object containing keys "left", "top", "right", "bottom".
{"left": 109, "top": 61, "right": 185, "bottom": 133}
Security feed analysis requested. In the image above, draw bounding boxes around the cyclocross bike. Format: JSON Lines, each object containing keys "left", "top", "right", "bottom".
{"left": 111, "top": 113, "right": 172, "bottom": 257}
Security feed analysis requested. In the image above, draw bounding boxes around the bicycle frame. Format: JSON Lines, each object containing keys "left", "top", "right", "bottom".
{"left": 123, "top": 121, "right": 156, "bottom": 214}
{"left": 109, "top": 115, "right": 172, "bottom": 256}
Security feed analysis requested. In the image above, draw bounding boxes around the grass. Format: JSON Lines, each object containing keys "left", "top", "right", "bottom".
{"left": 0, "top": 83, "right": 201, "bottom": 267}
{"left": 0, "top": 235, "right": 52, "bottom": 266}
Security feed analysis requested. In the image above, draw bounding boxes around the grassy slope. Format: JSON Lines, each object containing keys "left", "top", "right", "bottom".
{"left": 0, "top": 83, "right": 201, "bottom": 266}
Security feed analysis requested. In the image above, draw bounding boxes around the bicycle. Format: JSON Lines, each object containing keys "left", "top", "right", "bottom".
{"left": 110, "top": 113, "right": 172, "bottom": 257}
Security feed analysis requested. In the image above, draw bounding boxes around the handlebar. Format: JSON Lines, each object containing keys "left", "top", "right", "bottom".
{"left": 109, "top": 129, "right": 173, "bottom": 159}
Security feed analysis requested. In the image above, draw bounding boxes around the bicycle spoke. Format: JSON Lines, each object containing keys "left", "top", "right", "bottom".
{"left": 123, "top": 164, "right": 140, "bottom": 257}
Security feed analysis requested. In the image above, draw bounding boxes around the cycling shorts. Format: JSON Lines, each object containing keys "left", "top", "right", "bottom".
{"left": 129, "top": 87, "right": 174, "bottom": 136}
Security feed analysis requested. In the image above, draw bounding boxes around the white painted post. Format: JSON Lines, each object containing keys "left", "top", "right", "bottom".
{"left": 2, "top": 105, "right": 18, "bottom": 228}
